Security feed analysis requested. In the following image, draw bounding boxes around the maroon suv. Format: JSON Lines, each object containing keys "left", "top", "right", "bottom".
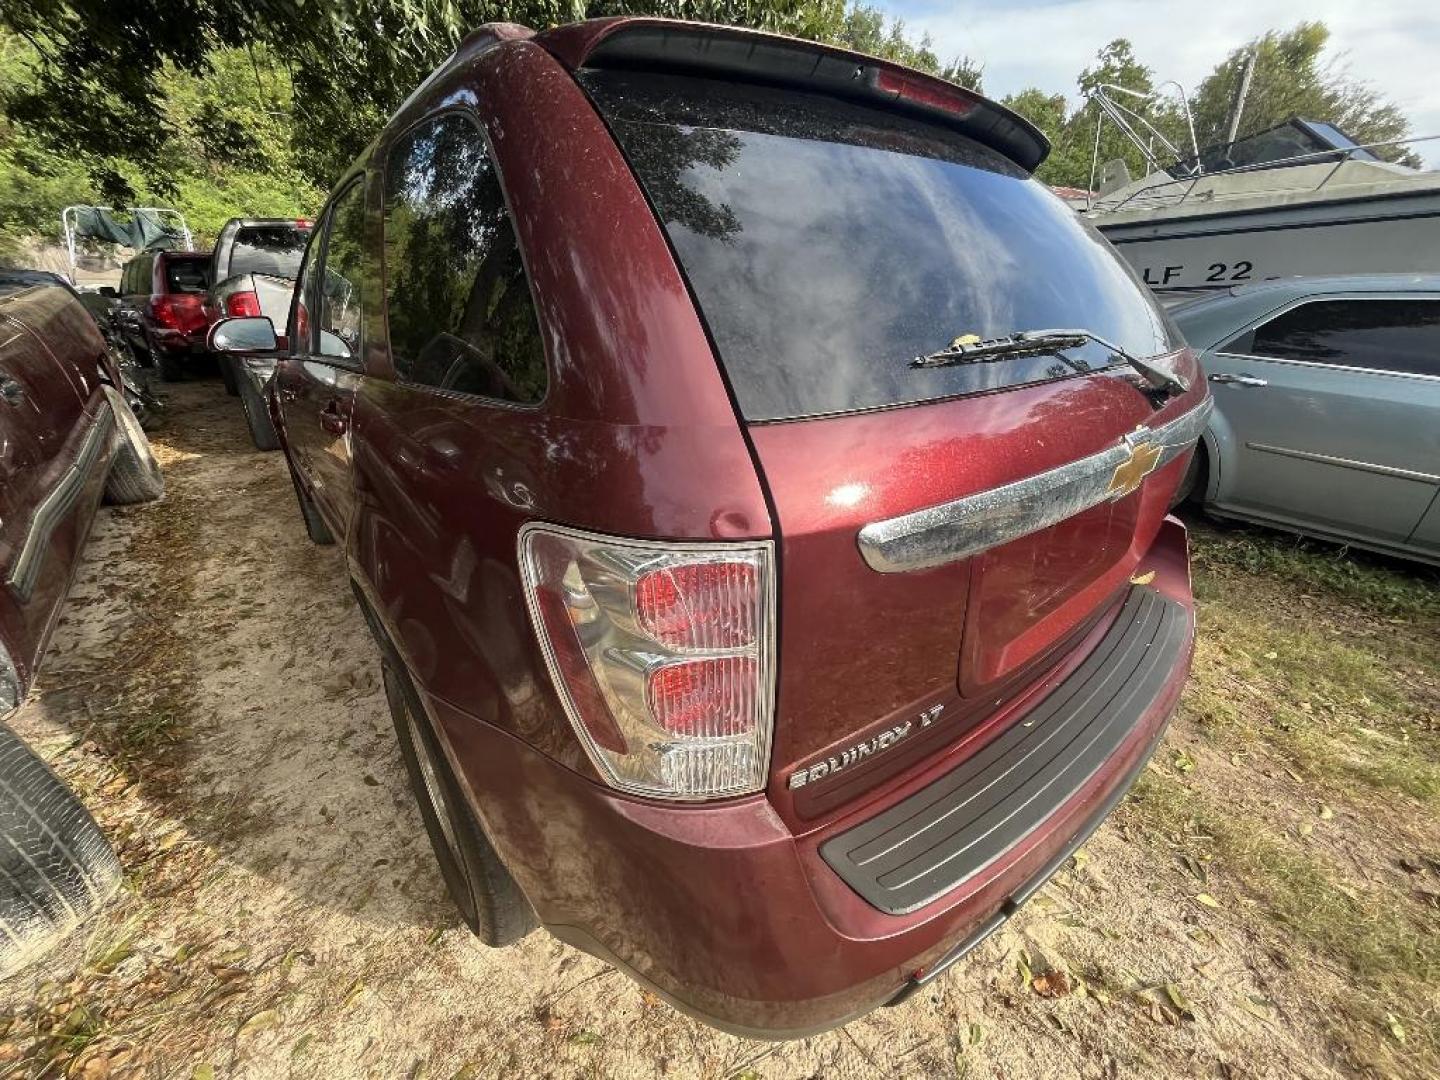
{"left": 210, "top": 18, "right": 1209, "bottom": 1036}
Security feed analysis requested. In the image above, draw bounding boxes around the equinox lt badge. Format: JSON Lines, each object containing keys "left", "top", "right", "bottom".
{"left": 788, "top": 703, "right": 946, "bottom": 789}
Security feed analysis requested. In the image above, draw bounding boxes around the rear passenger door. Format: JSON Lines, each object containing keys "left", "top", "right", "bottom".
{"left": 1208, "top": 295, "right": 1440, "bottom": 545}
{"left": 348, "top": 110, "right": 549, "bottom": 700}
{"left": 273, "top": 180, "right": 369, "bottom": 537}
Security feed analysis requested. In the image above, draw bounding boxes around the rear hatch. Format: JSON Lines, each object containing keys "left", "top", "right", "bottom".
{"left": 573, "top": 34, "right": 1203, "bottom": 822}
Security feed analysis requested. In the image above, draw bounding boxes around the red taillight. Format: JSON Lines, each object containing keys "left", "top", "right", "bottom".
{"left": 646, "top": 657, "right": 758, "bottom": 738}
{"left": 520, "top": 527, "right": 775, "bottom": 800}
{"left": 871, "top": 68, "right": 977, "bottom": 118}
{"left": 225, "top": 291, "right": 262, "bottom": 318}
{"left": 150, "top": 293, "right": 205, "bottom": 332}
{"left": 635, "top": 562, "right": 758, "bottom": 649}
{"left": 295, "top": 218, "right": 312, "bottom": 228}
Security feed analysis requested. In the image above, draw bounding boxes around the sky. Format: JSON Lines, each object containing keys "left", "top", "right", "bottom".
{"left": 876, "top": 0, "right": 1440, "bottom": 167}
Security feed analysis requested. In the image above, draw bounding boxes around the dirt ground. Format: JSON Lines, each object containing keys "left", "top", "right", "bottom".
{"left": 3, "top": 379, "right": 1438, "bottom": 1079}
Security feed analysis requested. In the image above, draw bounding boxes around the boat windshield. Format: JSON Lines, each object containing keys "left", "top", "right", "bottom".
{"left": 1164, "top": 118, "right": 1378, "bottom": 177}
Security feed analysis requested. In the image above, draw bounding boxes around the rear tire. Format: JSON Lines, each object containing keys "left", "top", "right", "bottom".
{"left": 1170, "top": 444, "right": 1207, "bottom": 509}
{"left": 103, "top": 388, "right": 165, "bottom": 505}
{"left": 382, "top": 662, "right": 535, "bottom": 946}
{"left": 239, "top": 377, "right": 280, "bottom": 451}
{"left": 0, "top": 723, "right": 123, "bottom": 978}
{"left": 218, "top": 355, "right": 240, "bottom": 397}
{"left": 157, "top": 350, "right": 184, "bottom": 383}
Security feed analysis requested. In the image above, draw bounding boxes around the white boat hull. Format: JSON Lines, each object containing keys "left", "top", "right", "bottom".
{"left": 1097, "top": 190, "right": 1440, "bottom": 300}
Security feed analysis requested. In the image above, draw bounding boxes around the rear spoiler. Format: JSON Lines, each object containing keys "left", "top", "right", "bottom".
{"left": 536, "top": 18, "right": 1049, "bottom": 174}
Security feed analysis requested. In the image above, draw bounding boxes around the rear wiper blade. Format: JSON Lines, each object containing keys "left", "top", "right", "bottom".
{"left": 911, "top": 328, "right": 1190, "bottom": 397}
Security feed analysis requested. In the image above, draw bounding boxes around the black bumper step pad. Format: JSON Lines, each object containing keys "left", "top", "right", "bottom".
{"left": 821, "top": 586, "right": 1188, "bottom": 915}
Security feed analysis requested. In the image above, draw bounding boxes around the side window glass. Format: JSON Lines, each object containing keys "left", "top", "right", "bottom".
{"left": 1249, "top": 299, "right": 1440, "bottom": 377}
{"left": 382, "top": 112, "right": 547, "bottom": 404}
{"left": 317, "top": 182, "right": 366, "bottom": 364}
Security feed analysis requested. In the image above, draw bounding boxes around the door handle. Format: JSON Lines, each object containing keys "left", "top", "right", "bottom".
{"left": 0, "top": 376, "right": 24, "bottom": 405}
{"left": 1208, "top": 373, "right": 1267, "bottom": 387}
{"left": 319, "top": 399, "right": 348, "bottom": 436}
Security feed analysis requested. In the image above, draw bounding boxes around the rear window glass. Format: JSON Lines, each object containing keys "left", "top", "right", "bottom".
{"left": 229, "top": 225, "right": 311, "bottom": 279}
{"left": 581, "top": 70, "right": 1179, "bottom": 421}
{"left": 164, "top": 257, "right": 208, "bottom": 294}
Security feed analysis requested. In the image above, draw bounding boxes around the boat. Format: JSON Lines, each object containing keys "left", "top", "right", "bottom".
{"left": 1078, "top": 84, "right": 1440, "bottom": 302}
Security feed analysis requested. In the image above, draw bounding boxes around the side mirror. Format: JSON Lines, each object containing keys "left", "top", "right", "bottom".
{"left": 97, "top": 286, "right": 118, "bottom": 298}
{"left": 209, "top": 316, "right": 278, "bottom": 355}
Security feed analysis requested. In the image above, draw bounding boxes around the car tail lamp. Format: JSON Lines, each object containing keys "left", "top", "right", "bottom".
{"left": 519, "top": 525, "right": 775, "bottom": 801}
{"left": 150, "top": 294, "right": 206, "bottom": 333}
{"left": 225, "top": 291, "right": 262, "bottom": 318}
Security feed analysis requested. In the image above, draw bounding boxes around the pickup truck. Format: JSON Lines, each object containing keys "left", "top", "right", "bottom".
{"left": 206, "top": 219, "right": 312, "bottom": 450}
{"left": 209, "top": 17, "right": 1208, "bottom": 1037}
{"left": 0, "top": 270, "right": 164, "bottom": 975}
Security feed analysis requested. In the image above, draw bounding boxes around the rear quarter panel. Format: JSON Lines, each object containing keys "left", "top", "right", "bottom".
{"left": 345, "top": 39, "right": 771, "bottom": 777}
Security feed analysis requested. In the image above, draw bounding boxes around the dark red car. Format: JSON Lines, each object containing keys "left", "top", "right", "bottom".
{"left": 211, "top": 19, "right": 1209, "bottom": 1036}
{"left": 1, "top": 270, "right": 162, "bottom": 973}
{"left": 117, "top": 248, "right": 211, "bottom": 381}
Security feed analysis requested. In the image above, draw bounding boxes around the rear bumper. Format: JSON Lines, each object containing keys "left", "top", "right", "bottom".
{"left": 435, "top": 516, "right": 1194, "bottom": 1037}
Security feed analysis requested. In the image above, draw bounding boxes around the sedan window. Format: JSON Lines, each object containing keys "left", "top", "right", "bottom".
{"left": 1244, "top": 298, "right": 1440, "bottom": 377}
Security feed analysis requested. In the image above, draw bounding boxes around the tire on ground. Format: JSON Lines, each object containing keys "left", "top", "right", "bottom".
{"left": 218, "top": 355, "right": 240, "bottom": 397}
{"left": 103, "top": 387, "right": 165, "bottom": 505}
{"left": 0, "top": 723, "right": 122, "bottom": 978}
{"left": 381, "top": 661, "right": 535, "bottom": 947}
{"left": 239, "top": 377, "right": 280, "bottom": 451}
{"left": 157, "top": 350, "right": 184, "bottom": 383}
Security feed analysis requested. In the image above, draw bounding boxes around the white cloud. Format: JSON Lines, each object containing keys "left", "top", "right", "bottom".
{"left": 882, "top": 0, "right": 1440, "bottom": 166}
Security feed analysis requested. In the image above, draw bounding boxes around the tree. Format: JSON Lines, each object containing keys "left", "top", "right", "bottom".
{"left": 1188, "top": 22, "right": 1416, "bottom": 165}
{"left": 0, "top": 0, "right": 959, "bottom": 206}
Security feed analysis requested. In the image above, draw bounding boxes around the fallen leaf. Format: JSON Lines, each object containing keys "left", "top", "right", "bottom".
{"left": 1263, "top": 650, "right": 1278, "bottom": 660}
{"left": 1195, "top": 893, "right": 1221, "bottom": 909}
{"left": 1297, "top": 822, "right": 1314, "bottom": 838}
{"left": 1130, "top": 570, "right": 1156, "bottom": 586}
{"left": 341, "top": 978, "right": 365, "bottom": 1010}
{"left": 1386, "top": 1013, "right": 1406, "bottom": 1043}
{"left": 568, "top": 1030, "right": 600, "bottom": 1046}
{"left": 1032, "top": 970, "right": 1073, "bottom": 998}
{"left": 639, "top": 990, "right": 662, "bottom": 1008}
{"left": 1318, "top": 804, "right": 1334, "bottom": 821}
{"left": 1238, "top": 995, "right": 1274, "bottom": 1022}
{"left": 966, "top": 1022, "right": 983, "bottom": 1047}
{"left": 193, "top": 1066, "right": 216, "bottom": 1080}
{"left": 1016, "top": 949, "right": 1034, "bottom": 987}
{"left": 1173, "top": 751, "right": 1196, "bottom": 775}
{"left": 238, "top": 1009, "right": 280, "bottom": 1037}
{"left": 1163, "top": 983, "right": 1197, "bottom": 1020}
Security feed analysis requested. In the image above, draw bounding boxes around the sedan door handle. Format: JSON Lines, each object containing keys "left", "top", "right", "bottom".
{"left": 1208, "top": 373, "right": 1268, "bottom": 387}
{"left": 319, "top": 399, "right": 348, "bottom": 436}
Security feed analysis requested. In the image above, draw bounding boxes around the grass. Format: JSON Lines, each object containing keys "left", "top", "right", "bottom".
{"left": 1183, "top": 520, "right": 1440, "bottom": 805}
{"left": 1126, "top": 770, "right": 1440, "bottom": 1076}
{"left": 1127, "top": 519, "right": 1440, "bottom": 1076}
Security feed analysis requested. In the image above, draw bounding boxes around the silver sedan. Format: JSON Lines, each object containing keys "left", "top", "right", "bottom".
{"left": 1172, "top": 274, "right": 1440, "bottom": 566}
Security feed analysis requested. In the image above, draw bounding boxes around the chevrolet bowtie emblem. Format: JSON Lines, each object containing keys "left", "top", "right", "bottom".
{"left": 1108, "top": 432, "right": 1162, "bottom": 498}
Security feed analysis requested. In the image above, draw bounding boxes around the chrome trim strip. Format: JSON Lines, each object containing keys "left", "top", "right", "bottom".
{"left": 1246, "top": 442, "right": 1440, "bottom": 484}
{"left": 857, "top": 398, "right": 1213, "bottom": 573}
{"left": 6, "top": 401, "right": 116, "bottom": 602}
